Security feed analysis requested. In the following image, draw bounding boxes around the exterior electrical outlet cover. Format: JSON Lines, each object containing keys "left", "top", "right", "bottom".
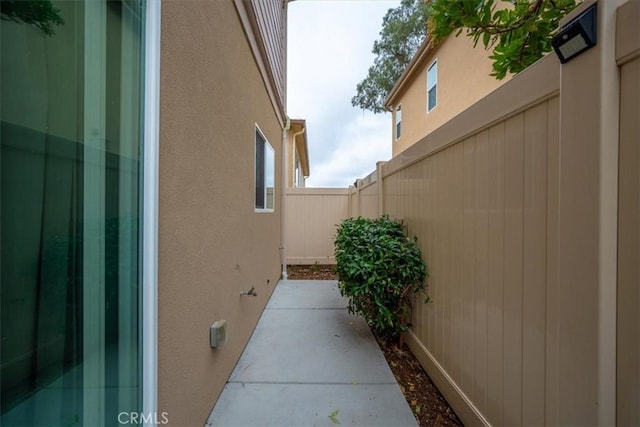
{"left": 210, "top": 320, "right": 227, "bottom": 348}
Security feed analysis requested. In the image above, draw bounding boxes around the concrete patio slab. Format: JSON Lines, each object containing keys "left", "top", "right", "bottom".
{"left": 229, "top": 308, "right": 394, "bottom": 384}
{"left": 207, "top": 280, "right": 417, "bottom": 427}
{"left": 266, "top": 280, "right": 345, "bottom": 309}
{"left": 207, "top": 383, "right": 416, "bottom": 427}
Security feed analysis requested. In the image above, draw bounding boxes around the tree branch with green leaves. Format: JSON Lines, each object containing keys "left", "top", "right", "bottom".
{"left": 427, "top": 0, "right": 580, "bottom": 79}
{"left": 351, "top": 0, "right": 430, "bottom": 114}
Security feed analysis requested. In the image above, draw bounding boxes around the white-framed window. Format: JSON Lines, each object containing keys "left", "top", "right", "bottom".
{"left": 255, "top": 126, "right": 275, "bottom": 212}
{"left": 427, "top": 59, "right": 437, "bottom": 112}
{"left": 395, "top": 105, "right": 402, "bottom": 140}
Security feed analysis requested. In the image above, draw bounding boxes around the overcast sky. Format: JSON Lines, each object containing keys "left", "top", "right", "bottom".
{"left": 287, "top": 0, "right": 401, "bottom": 187}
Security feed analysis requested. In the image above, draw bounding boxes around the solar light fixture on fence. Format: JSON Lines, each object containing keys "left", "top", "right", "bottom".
{"left": 552, "top": 3, "right": 597, "bottom": 64}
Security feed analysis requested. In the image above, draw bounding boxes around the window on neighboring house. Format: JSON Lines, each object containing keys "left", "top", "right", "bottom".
{"left": 255, "top": 127, "right": 275, "bottom": 211}
{"left": 427, "top": 60, "right": 437, "bottom": 112}
{"left": 294, "top": 156, "right": 301, "bottom": 188}
{"left": 395, "top": 105, "right": 402, "bottom": 139}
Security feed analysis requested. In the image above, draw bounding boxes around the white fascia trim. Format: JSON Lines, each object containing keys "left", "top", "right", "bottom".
{"left": 142, "top": 0, "right": 161, "bottom": 423}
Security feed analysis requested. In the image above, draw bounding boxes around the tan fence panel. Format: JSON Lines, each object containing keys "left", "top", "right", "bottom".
{"left": 283, "top": 3, "right": 636, "bottom": 423}
{"left": 348, "top": 186, "right": 359, "bottom": 218}
{"left": 617, "top": 53, "right": 640, "bottom": 426}
{"left": 381, "top": 53, "right": 560, "bottom": 425}
{"left": 616, "top": 0, "right": 640, "bottom": 423}
{"left": 285, "top": 188, "right": 349, "bottom": 264}
{"left": 349, "top": 168, "right": 381, "bottom": 219}
{"left": 359, "top": 182, "right": 379, "bottom": 219}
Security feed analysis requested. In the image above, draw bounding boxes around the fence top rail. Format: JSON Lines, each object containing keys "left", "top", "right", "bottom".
{"left": 287, "top": 187, "right": 350, "bottom": 195}
{"left": 358, "top": 170, "right": 377, "bottom": 188}
{"left": 616, "top": 0, "right": 640, "bottom": 66}
{"left": 382, "top": 53, "right": 560, "bottom": 179}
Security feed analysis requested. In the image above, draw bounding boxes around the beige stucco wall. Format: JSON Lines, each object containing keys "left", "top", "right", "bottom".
{"left": 391, "top": 34, "right": 509, "bottom": 156}
{"left": 158, "top": 1, "right": 283, "bottom": 425}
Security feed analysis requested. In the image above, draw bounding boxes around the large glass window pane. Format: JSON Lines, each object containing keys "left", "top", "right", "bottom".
{"left": 1, "top": 1, "right": 145, "bottom": 425}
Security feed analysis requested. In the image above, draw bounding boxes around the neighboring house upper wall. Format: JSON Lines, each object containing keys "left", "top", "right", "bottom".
{"left": 390, "top": 34, "right": 509, "bottom": 156}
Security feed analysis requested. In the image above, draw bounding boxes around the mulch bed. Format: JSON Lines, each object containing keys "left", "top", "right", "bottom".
{"left": 287, "top": 264, "right": 338, "bottom": 280}
{"left": 286, "top": 265, "right": 463, "bottom": 427}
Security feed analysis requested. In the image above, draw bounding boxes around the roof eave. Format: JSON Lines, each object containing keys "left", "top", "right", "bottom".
{"left": 384, "top": 36, "right": 435, "bottom": 109}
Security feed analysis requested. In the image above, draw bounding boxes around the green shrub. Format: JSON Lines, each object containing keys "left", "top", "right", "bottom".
{"left": 334, "top": 215, "right": 427, "bottom": 340}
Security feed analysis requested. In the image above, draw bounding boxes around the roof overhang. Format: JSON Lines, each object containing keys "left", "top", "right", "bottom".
{"left": 384, "top": 36, "right": 439, "bottom": 110}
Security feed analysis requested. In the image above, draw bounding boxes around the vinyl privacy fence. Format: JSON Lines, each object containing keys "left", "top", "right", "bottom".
{"left": 285, "top": 1, "right": 639, "bottom": 423}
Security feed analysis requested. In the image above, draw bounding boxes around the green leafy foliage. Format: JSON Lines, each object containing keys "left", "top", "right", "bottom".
{"left": 1, "top": 0, "right": 64, "bottom": 36}
{"left": 427, "top": 0, "right": 579, "bottom": 79}
{"left": 334, "top": 216, "right": 427, "bottom": 340}
{"left": 351, "top": 0, "right": 430, "bottom": 113}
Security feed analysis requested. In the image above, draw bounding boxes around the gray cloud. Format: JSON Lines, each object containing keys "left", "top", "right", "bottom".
{"left": 287, "top": 0, "right": 399, "bottom": 187}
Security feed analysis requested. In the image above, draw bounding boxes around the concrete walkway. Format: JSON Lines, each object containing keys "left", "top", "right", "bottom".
{"left": 206, "top": 280, "right": 418, "bottom": 427}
